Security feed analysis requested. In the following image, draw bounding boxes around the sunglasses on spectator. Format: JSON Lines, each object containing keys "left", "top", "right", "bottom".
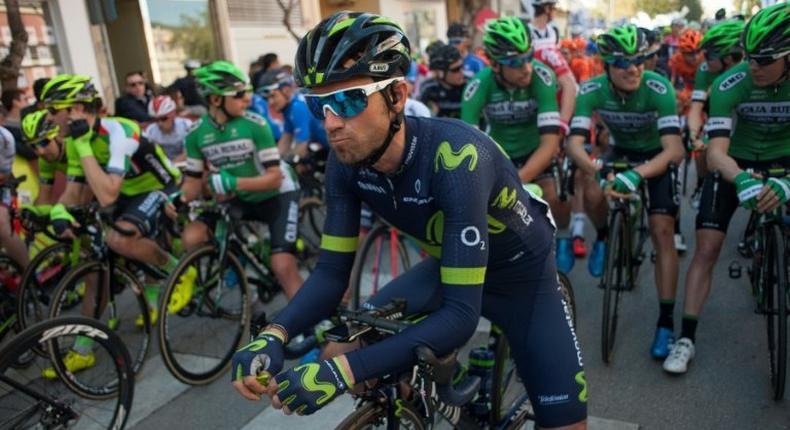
{"left": 304, "top": 77, "right": 404, "bottom": 120}
{"left": 497, "top": 52, "right": 534, "bottom": 68}
{"left": 606, "top": 55, "right": 647, "bottom": 69}
{"left": 447, "top": 64, "right": 463, "bottom": 73}
{"left": 127, "top": 80, "right": 145, "bottom": 87}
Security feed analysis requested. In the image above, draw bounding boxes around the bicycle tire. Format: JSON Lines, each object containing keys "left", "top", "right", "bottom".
{"left": 158, "top": 244, "right": 250, "bottom": 385}
{"left": 298, "top": 197, "right": 324, "bottom": 272}
{"left": 602, "top": 210, "right": 626, "bottom": 364}
{"left": 0, "top": 316, "right": 134, "bottom": 429}
{"left": 765, "top": 224, "right": 787, "bottom": 400}
{"left": 629, "top": 203, "right": 650, "bottom": 287}
{"left": 557, "top": 272, "right": 577, "bottom": 327}
{"left": 48, "top": 260, "right": 150, "bottom": 383}
{"left": 491, "top": 335, "right": 534, "bottom": 428}
{"left": 335, "top": 399, "right": 426, "bottom": 430}
{"left": 349, "top": 223, "right": 411, "bottom": 310}
{"left": 16, "top": 242, "right": 77, "bottom": 332}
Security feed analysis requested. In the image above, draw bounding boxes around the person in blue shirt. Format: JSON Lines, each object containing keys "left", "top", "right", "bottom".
{"left": 248, "top": 92, "right": 282, "bottom": 142}
{"left": 257, "top": 68, "right": 328, "bottom": 157}
{"left": 447, "top": 21, "right": 486, "bottom": 79}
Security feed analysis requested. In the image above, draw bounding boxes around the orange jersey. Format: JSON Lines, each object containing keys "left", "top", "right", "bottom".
{"left": 668, "top": 51, "right": 703, "bottom": 91}
{"left": 570, "top": 56, "right": 592, "bottom": 82}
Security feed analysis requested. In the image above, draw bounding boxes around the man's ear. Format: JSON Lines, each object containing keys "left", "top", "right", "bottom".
{"left": 391, "top": 80, "right": 409, "bottom": 108}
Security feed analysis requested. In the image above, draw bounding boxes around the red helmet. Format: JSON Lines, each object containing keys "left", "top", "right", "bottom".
{"left": 679, "top": 30, "right": 702, "bottom": 53}
{"left": 148, "top": 95, "right": 177, "bottom": 118}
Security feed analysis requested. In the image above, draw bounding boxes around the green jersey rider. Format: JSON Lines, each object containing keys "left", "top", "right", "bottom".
{"left": 665, "top": 4, "right": 790, "bottom": 374}
{"left": 37, "top": 74, "right": 187, "bottom": 378}
{"left": 686, "top": 18, "right": 745, "bottom": 204}
{"left": 461, "top": 16, "right": 573, "bottom": 273}
{"left": 177, "top": 61, "right": 304, "bottom": 300}
{"left": 565, "top": 24, "right": 686, "bottom": 362}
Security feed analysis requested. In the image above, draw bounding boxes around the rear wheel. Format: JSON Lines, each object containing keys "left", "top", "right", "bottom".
{"left": 159, "top": 244, "right": 250, "bottom": 385}
{"left": 349, "top": 223, "right": 411, "bottom": 310}
{"left": 16, "top": 242, "right": 78, "bottom": 332}
{"left": 335, "top": 400, "right": 426, "bottom": 430}
{"left": 48, "top": 261, "right": 150, "bottom": 384}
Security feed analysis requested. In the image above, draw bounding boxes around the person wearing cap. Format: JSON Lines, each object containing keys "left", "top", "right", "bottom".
{"left": 171, "top": 59, "right": 205, "bottom": 111}
{"left": 447, "top": 22, "right": 486, "bottom": 79}
{"left": 257, "top": 68, "right": 328, "bottom": 157}
{"left": 143, "top": 95, "right": 193, "bottom": 161}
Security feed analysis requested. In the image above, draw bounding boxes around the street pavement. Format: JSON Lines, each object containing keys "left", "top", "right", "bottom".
{"left": 42, "top": 163, "right": 790, "bottom": 429}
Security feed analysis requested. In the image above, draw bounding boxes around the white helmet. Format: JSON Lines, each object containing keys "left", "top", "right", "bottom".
{"left": 148, "top": 95, "right": 177, "bottom": 118}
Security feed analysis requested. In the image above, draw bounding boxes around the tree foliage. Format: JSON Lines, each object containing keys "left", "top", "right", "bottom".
{"left": 168, "top": 10, "right": 215, "bottom": 62}
{"left": 0, "top": 0, "right": 29, "bottom": 91}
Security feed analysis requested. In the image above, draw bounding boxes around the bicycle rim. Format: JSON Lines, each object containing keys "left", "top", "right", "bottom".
{"left": 334, "top": 400, "right": 426, "bottom": 430}
{"left": 557, "top": 272, "right": 577, "bottom": 327}
{"left": 0, "top": 316, "right": 134, "bottom": 429}
{"left": 16, "top": 243, "right": 72, "bottom": 333}
{"left": 159, "top": 244, "right": 250, "bottom": 385}
{"left": 48, "top": 261, "right": 150, "bottom": 391}
{"left": 492, "top": 337, "right": 533, "bottom": 427}
{"left": 765, "top": 225, "right": 787, "bottom": 400}
{"left": 602, "top": 210, "right": 625, "bottom": 364}
{"left": 349, "top": 224, "right": 412, "bottom": 309}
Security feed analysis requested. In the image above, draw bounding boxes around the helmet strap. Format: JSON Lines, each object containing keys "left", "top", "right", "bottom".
{"left": 354, "top": 84, "right": 403, "bottom": 168}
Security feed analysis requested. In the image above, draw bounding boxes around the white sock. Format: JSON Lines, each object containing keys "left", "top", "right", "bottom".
{"left": 571, "top": 213, "right": 586, "bottom": 238}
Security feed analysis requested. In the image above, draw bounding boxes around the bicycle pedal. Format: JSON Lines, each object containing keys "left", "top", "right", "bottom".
{"left": 728, "top": 261, "right": 742, "bottom": 279}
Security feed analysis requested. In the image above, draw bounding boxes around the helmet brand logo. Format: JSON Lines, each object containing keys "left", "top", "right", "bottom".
{"left": 370, "top": 63, "right": 389, "bottom": 73}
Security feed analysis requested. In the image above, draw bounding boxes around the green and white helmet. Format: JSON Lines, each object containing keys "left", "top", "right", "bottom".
{"left": 194, "top": 60, "right": 251, "bottom": 98}
{"left": 742, "top": 3, "right": 790, "bottom": 59}
{"left": 596, "top": 24, "right": 649, "bottom": 61}
{"left": 483, "top": 16, "right": 531, "bottom": 61}
{"left": 701, "top": 19, "right": 745, "bottom": 56}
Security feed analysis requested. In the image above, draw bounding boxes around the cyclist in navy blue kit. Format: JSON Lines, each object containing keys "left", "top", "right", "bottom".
{"left": 231, "top": 11, "right": 587, "bottom": 429}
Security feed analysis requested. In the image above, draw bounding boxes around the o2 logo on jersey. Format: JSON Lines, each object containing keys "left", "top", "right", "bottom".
{"left": 534, "top": 65, "right": 553, "bottom": 86}
{"left": 718, "top": 71, "right": 746, "bottom": 92}
{"left": 463, "top": 79, "right": 480, "bottom": 101}
{"left": 461, "top": 226, "right": 485, "bottom": 250}
{"left": 579, "top": 81, "right": 601, "bottom": 95}
{"left": 645, "top": 79, "right": 668, "bottom": 95}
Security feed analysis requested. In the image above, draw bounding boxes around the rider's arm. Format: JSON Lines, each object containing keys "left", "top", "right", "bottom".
{"left": 272, "top": 153, "right": 360, "bottom": 336}
{"left": 706, "top": 136, "right": 739, "bottom": 181}
{"left": 518, "top": 63, "right": 561, "bottom": 182}
{"left": 277, "top": 132, "right": 294, "bottom": 156}
{"left": 568, "top": 79, "right": 601, "bottom": 175}
{"left": 182, "top": 121, "right": 205, "bottom": 202}
{"left": 77, "top": 119, "right": 132, "bottom": 207}
{"left": 702, "top": 72, "right": 742, "bottom": 182}
{"left": 687, "top": 101, "right": 705, "bottom": 142}
{"left": 632, "top": 80, "right": 685, "bottom": 179}
{"left": 557, "top": 73, "right": 577, "bottom": 125}
{"left": 460, "top": 71, "right": 487, "bottom": 128}
{"left": 344, "top": 141, "right": 494, "bottom": 383}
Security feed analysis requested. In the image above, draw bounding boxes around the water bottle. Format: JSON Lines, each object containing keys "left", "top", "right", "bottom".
{"left": 467, "top": 347, "right": 495, "bottom": 417}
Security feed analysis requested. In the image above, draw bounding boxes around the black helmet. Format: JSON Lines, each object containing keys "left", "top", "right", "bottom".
{"left": 447, "top": 22, "right": 468, "bottom": 39}
{"left": 293, "top": 11, "right": 411, "bottom": 89}
{"left": 425, "top": 40, "right": 447, "bottom": 58}
{"left": 429, "top": 44, "right": 462, "bottom": 71}
{"left": 256, "top": 68, "right": 293, "bottom": 96}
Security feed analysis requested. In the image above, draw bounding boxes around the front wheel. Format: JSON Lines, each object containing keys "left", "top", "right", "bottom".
{"left": 602, "top": 210, "right": 626, "bottom": 364}
{"left": 764, "top": 224, "right": 787, "bottom": 400}
{"left": 158, "top": 244, "right": 250, "bottom": 385}
{"left": 348, "top": 223, "right": 411, "bottom": 310}
{"left": 335, "top": 400, "right": 426, "bottom": 430}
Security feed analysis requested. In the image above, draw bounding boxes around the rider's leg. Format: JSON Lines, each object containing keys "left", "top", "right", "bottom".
{"left": 270, "top": 253, "right": 303, "bottom": 299}
{"left": 538, "top": 176, "right": 570, "bottom": 229}
{"left": 181, "top": 220, "right": 210, "bottom": 251}
{"left": 262, "top": 191, "right": 304, "bottom": 300}
{"left": 0, "top": 205, "right": 29, "bottom": 269}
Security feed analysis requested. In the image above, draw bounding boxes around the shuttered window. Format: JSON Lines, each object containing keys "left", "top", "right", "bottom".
{"left": 227, "top": 0, "right": 302, "bottom": 26}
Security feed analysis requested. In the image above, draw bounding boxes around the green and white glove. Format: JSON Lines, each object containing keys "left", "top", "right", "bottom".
{"left": 766, "top": 177, "right": 790, "bottom": 205}
{"left": 50, "top": 203, "right": 76, "bottom": 236}
{"left": 734, "top": 171, "right": 763, "bottom": 209}
{"left": 209, "top": 170, "right": 238, "bottom": 195}
{"left": 611, "top": 169, "right": 642, "bottom": 194}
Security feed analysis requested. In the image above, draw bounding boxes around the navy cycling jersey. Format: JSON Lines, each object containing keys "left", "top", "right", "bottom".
{"left": 274, "top": 116, "right": 557, "bottom": 382}
{"left": 283, "top": 94, "right": 328, "bottom": 149}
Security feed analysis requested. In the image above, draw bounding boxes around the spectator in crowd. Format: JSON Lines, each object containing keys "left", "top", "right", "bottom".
{"left": 404, "top": 61, "right": 431, "bottom": 118}
{"left": 171, "top": 59, "right": 204, "bottom": 108}
{"left": 143, "top": 95, "right": 193, "bottom": 162}
{"left": 251, "top": 53, "right": 280, "bottom": 93}
{"left": 20, "top": 78, "right": 50, "bottom": 118}
{"left": 114, "top": 70, "right": 153, "bottom": 123}
{"left": 447, "top": 22, "right": 486, "bottom": 78}
{"left": 1, "top": 88, "right": 35, "bottom": 159}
